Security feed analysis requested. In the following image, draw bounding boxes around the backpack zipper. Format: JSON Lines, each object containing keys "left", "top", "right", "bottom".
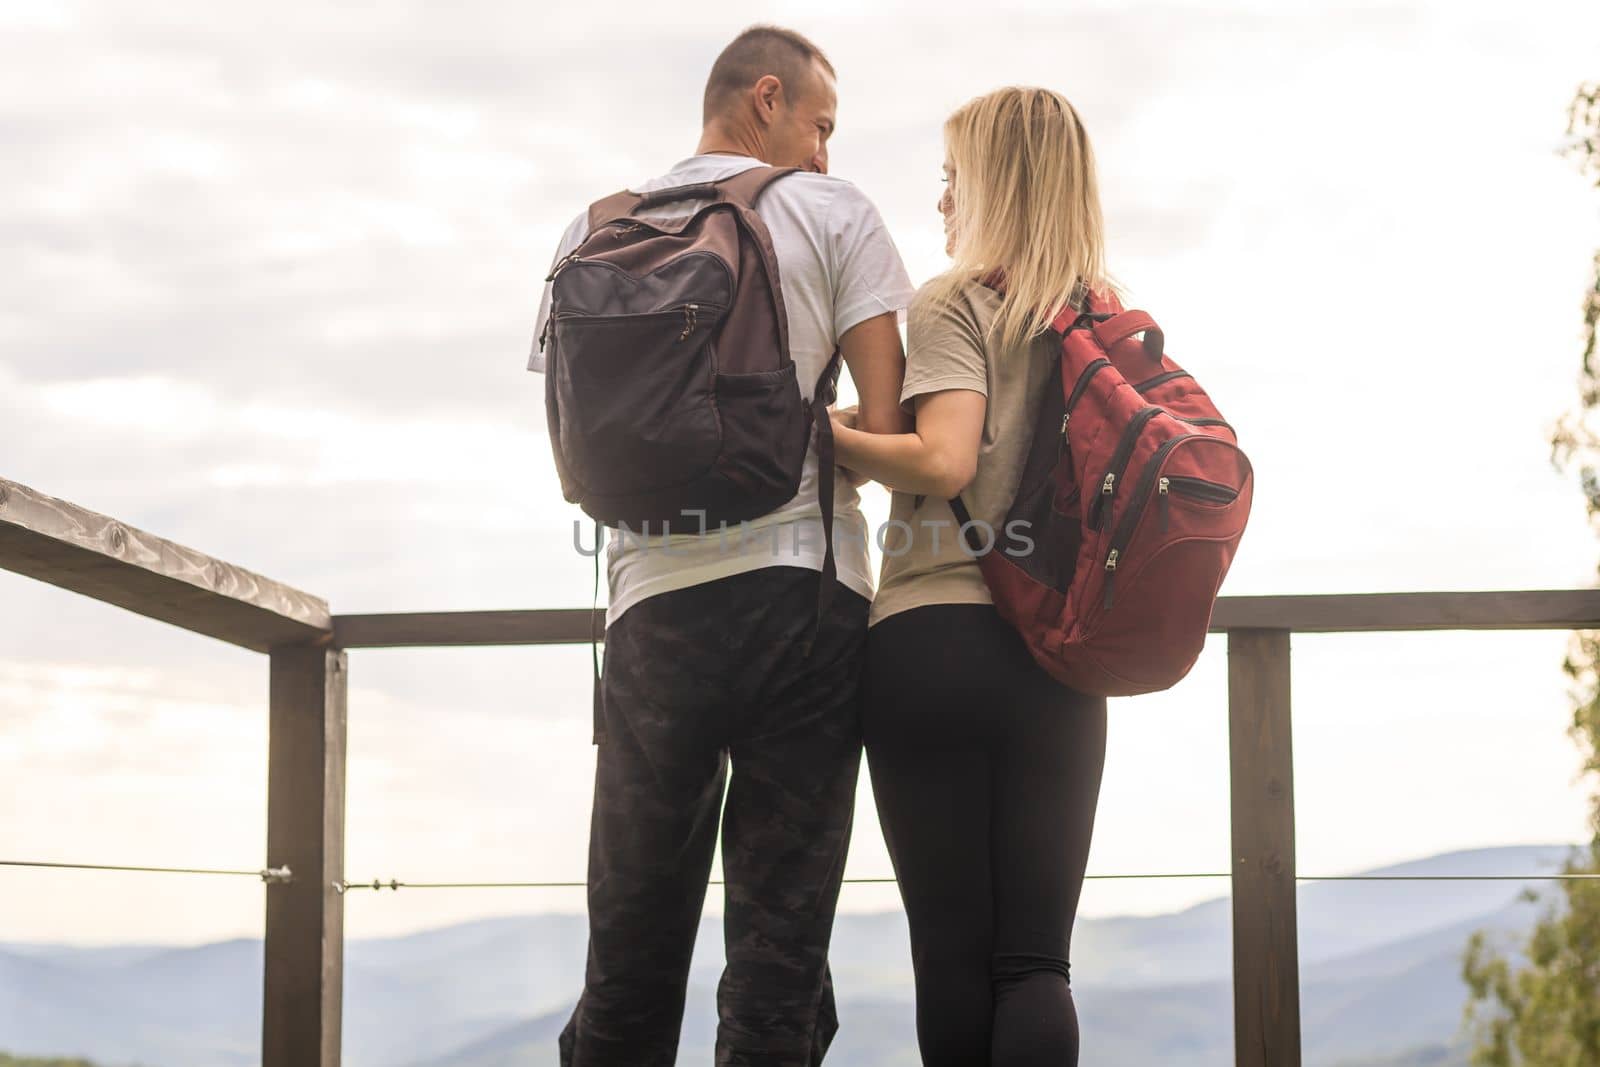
{"left": 1178, "top": 415, "right": 1234, "bottom": 433}
{"left": 1157, "top": 475, "right": 1238, "bottom": 532}
{"left": 1066, "top": 358, "right": 1111, "bottom": 417}
{"left": 545, "top": 252, "right": 582, "bottom": 282}
{"left": 1090, "top": 405, "right": 1163, "bottom": 531}
{"left": 1135, "top": 369, "right": 1192, "bottom": 393}
{"left": 1167, "top": 475, "right": 1239, "bottom": 504}
{"left": 1058, "top": 359, "right": 1110, "bottom": 467}
{"left": 552, "top": 301, "right": 725, "bottom": 322}
{"left": 1101, "top": 433, "right": 1197, "bottom": 609}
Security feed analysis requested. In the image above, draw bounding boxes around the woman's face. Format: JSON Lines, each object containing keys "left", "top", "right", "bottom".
{"left": 939, "top": 157, "right": 956, "bottom": 256}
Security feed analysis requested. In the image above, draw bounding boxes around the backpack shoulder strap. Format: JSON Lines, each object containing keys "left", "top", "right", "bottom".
{"left": 716, "top": 165, "right": 800, "bottom": 209}
{"left": 584, "top": 165, "right": 795, "bottom": 230}
{"left": 947, "top": 496, "right": 990, "bottom": 555}
{"left": 1082, "top": 285, "right": 1124, "bottom": 315}
{"left": 710, "top": 165, "right": 798, "bottom": 368}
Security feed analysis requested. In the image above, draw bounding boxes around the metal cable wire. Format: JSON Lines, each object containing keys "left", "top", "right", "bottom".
{"left": 1301, "top": 874, "right": 1600, "bottom": 881}
{"left": 0, "top": 859, "right": 292, "bottom": 882}
{"left": 336, "top": 874, "right": 1224, "bottom": 892}
{"left": 335, "top": 871, "right": 1600, "bottom": 892}
{"left": 9, "top": 859, "right": 1599, "bottom": 894}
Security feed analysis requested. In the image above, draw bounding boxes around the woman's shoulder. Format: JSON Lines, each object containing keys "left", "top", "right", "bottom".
{"left": 908, "top": 274, "right": 1001, "bottom": 328}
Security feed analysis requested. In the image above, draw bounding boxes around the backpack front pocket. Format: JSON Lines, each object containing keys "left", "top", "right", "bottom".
{"left": 709, "top": 363, "right": 806, "bottom": 510}
{"left": 552, "top": 306, "right": 725, "bottom": 498}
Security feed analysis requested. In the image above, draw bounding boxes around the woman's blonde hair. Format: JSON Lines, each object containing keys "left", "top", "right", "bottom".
{"left": 930, "top": 86, "right": 1116, "bottom": 353}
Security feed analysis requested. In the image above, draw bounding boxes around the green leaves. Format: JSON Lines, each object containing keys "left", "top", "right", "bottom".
{"left": 1462, "top": 79, "right": 1600, "bottom": 1067}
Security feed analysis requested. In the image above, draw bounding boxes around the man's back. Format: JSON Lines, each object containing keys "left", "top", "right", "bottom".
{"left": 534, "top": 29, "right": 916, "bottom": 1065}
{"left": 531, "top": 153, "right": 913, "bottom": 624}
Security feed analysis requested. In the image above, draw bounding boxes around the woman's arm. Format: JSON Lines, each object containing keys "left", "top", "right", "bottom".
{"left": 831, "top": 389, "right": 985, "bottom": 499}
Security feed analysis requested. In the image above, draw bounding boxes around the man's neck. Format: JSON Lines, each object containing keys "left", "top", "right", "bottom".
{"left": 695, "top": 124, "right": 765, "bottom": 163}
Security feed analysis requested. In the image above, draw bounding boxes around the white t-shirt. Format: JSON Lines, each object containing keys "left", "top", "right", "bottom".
{"left": 528, "top": 154, "right": 915, "bottom": 626}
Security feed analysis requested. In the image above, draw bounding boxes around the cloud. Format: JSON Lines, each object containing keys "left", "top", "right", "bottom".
{"left": 0, "top": 2, "right": 1447, "bottom": 414}
{"left": 5, "top": 0, "right": 1600, "bottom": 943}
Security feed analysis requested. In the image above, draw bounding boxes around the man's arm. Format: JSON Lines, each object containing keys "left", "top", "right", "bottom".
{"left": 838, "top": 312, "right": 912, "bottom": 435}
{"left": 823, "top": 180, "right": 916, "bottom": 433}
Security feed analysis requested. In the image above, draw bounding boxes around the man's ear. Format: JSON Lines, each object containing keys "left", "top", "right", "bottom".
{"left": 751, "top": 74, "right": 783, "bottom": 127}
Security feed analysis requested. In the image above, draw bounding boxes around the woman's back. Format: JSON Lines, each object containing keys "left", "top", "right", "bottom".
{"left": 870, "top": 279, "right": 1060, "bottom": 627}
{"left": 829, "top": 84, "right": 1113, "bottom": 1067}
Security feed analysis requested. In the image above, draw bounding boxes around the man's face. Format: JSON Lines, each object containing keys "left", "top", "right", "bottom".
{"left": 768, "top": 62, "right": 836, "bottom": 173}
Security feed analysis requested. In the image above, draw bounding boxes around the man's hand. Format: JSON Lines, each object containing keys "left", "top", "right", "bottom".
{"left": 828, "top": 405, "right": 871, "bottom": 487}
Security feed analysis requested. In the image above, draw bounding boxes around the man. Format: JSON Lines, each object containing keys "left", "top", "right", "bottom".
{"left": 527, "top": 25, "right": 914, "bottom": 1067}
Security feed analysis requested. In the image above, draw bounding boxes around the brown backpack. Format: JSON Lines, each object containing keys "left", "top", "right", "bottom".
{"left": 542, "top": 165, "right": 842, "bottom": 627}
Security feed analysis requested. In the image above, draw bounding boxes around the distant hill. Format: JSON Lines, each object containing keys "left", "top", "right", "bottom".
{"left": 0, "top": 845, "right": 1575, "bottom": 1067}
{"left": 1332, "top": 1047, "right": 1470, "bottom": 1067}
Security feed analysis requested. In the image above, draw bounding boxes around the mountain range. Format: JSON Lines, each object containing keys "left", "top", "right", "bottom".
{"left": 0, "top": 844, "right": 1577, "bottom": 1067}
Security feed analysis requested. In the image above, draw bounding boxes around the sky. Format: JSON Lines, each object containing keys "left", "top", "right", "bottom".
{"left": 3, "top": 0, "right": 1600, "bottom": 952}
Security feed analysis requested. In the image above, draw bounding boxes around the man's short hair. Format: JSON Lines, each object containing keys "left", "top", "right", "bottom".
{"left": 702, "top": 25, "right": 835, "bottom": 125}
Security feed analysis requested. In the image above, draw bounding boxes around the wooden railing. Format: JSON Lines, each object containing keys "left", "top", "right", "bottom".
{"left": 4, "top": 471, "right": 1597, "bottom": 1067}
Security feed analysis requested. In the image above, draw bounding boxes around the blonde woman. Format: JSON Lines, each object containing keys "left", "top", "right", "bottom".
{"left": 831, "top": 87, "right": 1111, "bottom": 1066}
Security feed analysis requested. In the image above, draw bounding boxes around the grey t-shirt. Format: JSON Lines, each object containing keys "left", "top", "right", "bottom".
{"left": 870, "top": 278, "right": 1059, "bottom": 627}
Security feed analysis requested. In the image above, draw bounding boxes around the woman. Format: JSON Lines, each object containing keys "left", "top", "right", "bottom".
{"left": 830, "top": 87, "right": 1112, "bottom": 1066}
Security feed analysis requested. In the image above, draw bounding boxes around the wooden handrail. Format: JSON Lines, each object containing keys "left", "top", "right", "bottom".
{"left": 331, "top": 588, "right": 1600, "bottom": 648}
{"left": 333, "top": 608, "right": 595, "bottom": 648}
{"left": 0, "top": 475, "right": 330, "bottom": 651}
{"left": 1211, "top": 589, "right": 1600, "bottom": 632}
{"left": 8, "top": 473, "right": 1594, "bottom": 651}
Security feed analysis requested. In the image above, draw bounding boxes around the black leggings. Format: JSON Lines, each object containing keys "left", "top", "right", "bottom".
{"left": 864, "top": 604, "right": 1108, "bottom": 1067}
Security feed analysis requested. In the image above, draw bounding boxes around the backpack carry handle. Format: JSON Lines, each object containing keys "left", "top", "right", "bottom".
{"left": 1093, "top": 311, "right": 1164, "bottom": 360}
{"left": 615, "top": 167, "right": 799, "bottom": 219}
{"left": 631, "top": 182, "right": 723, "bottom": 212}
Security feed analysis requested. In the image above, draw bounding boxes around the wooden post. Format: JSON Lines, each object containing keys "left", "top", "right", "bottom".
{"left": 1228, "top": 629, "right": 1300, "bottom": 1067}
{"left": 264, "top": 645, "right": 348, "bottom": 1067}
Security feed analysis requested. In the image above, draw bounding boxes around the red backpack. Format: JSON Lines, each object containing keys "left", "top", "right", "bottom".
{"left": 949, "top": 288, "right": 1253, "bottom": 697}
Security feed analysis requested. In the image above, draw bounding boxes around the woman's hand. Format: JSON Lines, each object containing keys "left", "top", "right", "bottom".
{"left": 828, "top": 389, "right": 985, "bottom": 498}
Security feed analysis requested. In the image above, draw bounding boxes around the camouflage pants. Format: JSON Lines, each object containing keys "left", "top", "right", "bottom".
{"left": 558, "top": 566, "right": 868, "bottom": 1067}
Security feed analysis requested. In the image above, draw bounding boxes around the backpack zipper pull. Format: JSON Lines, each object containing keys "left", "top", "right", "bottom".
{"left": 545, "top": 252, "right": 581, "bottom": 283}
{"left": 677, "top": 304, "right": 699, "bottom": 342}
{"left": 1158, "top": 476, "right": 1170, "bottom": 533}
{"left": 1056, "top": 412, "right": 1070, "bottom": 463}
{"left": 1103, "top": 548, "right": 1119, "bottom": 609}
{"left": 1097, "top": 472, "right": 1115, "bottom": 529}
